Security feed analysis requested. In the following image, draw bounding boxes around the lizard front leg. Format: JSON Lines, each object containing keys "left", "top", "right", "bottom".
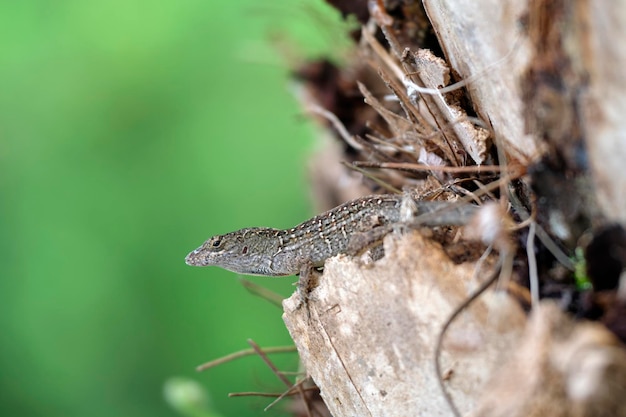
{"left": 295, "top": 260, "right": 322, "bottom": 319}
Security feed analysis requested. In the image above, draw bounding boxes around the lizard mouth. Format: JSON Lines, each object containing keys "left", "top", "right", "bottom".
{"left": 185, "top": 249, "right": 207, "bottom": 266}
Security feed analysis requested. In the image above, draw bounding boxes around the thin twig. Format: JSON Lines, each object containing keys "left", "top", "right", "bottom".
{"left": 247, "top": 339, "right": 314, "bottom": 417}
{"left": 196, "top": 345, "right": 297, "bottom": 372}
{"left": 508, "top": 192, "right": 575, "bottom": 271}
{"left": 434, "top": 255, "right": 505, "bottom": 417}
{"left": 239, "top": 278, "right": 284, "bottom": 308}
{"left": 248, "top": 339, "right": 292, "bottom": 387}
{"left": 352, "top": 161, "right": 504, "bottom": 173}
{"left": 341, "top": 162, "right": 403, "bottom": 194}
{"left": 264, "top": 378, "right": 310, "bottom": 412}
{"left": 305, "top": 104, "right": 363, "bottom": 151}
{"left": 526, "top": 222, "right": 540, "bottom": 308}
{"left": 229, "top": 386, "right": 319, "bottom": 398}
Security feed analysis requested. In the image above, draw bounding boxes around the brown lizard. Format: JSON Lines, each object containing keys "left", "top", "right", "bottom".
{"left": 185, "top": 194, "right": 479, "bottom": 277}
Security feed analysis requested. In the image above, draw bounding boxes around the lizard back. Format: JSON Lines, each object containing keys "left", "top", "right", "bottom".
{"left": 269, "top": 195, "right": 405, "bottom": 273}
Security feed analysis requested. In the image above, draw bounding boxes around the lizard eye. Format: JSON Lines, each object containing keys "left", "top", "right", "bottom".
{"left": 242, "top": 246, "right": 248, "bottom": 255}
{"left": 212, "top": 239, "right": 221, "bottom": 247}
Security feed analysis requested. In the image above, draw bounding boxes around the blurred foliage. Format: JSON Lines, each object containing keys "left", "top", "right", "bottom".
{"left": 573, "top": 247, "right": 592, "bottom": 291}
{"left": 164, "top": 378, "right": 223, "bottom": 417}
{"left": 0, "top": 1, "right": 348, "bottom": 416}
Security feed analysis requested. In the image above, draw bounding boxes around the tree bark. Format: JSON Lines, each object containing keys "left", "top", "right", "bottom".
{"left": 284, "top": 1, "right": 626, "bottom": 415}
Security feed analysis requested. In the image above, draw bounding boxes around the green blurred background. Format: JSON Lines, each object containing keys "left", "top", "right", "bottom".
{"left": 0, "top": 1, "right": 348, "bottom": 416}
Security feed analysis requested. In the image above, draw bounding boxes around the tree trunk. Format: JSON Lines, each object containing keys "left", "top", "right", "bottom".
{"left": 284, "top": 1, "right": 626, "bottom": 416}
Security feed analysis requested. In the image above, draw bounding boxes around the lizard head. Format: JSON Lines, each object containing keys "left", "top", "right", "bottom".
{"left": 185, "top": 227, "right": 287, "bottom": 276}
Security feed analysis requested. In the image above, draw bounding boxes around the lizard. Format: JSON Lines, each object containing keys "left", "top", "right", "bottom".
{"left": 185, "top": 193, "right": 479, "bottom": 277}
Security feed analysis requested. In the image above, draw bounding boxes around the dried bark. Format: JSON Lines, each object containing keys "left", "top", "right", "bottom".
{"left": 284, "top": 232, "right": 526, "bottom": 416}
{"left": 284, "top": 0, "right": 626, "bottom": 415}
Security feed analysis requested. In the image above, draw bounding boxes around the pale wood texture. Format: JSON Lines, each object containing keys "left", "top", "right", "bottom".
{"left": 426, "top": 0, "right": 626, "bottom": 224}
{"left": 582, "top": 3, "right": 626, "bottom": 224}
{"left": 423, "top": 0, "right": 540, "bottom": 165}
{"left": 283, "top": 232, "right": 526, "bottom": 417}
